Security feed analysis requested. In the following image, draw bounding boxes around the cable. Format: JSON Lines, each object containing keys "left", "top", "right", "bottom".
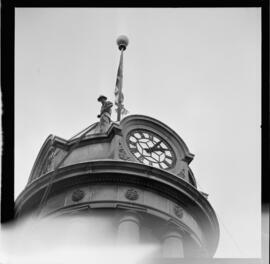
{"left": 68, "top": 122, "right": 98, "bottom": 141}
{"left": 215, "top": 211, "right": 246, "bottom": 256}
{"left": 195, "top": 180, "right": 245, "bottom": 256}
{"left": 199, "top": 183, "right": 245, "bottom": 255}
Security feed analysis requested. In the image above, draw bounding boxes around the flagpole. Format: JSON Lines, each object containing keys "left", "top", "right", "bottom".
{"left": 117, "top": 49, "right": 124, "bottom": 122}
{"left": 116, "top": 35, "right": 129, "bottom": 122}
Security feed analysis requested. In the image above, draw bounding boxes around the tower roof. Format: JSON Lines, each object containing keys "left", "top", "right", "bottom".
{"left": 25, "top": 115, "right": 196, "bottom": 187}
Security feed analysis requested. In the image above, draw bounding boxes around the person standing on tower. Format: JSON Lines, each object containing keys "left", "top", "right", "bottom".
{"left": 97, "top": 95, "right": 113, "bottom": 133}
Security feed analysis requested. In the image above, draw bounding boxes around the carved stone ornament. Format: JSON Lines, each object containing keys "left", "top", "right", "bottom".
{"left": 173, "top": 205, "right": 184, "bottom": 218}
{"left": 41, "top": 148, "right": 56, "bottom": 175}
{"left": 125, "top": 188, "right": 139, "bottom": 201}
{"left": 177, "top": 168, "right": 186, "bottom": 178}
{"left": 72, "top": 189, "right": 85, "bottom": 202}
{"left": 119, "top": 142, "right": 131, "bottom": 161}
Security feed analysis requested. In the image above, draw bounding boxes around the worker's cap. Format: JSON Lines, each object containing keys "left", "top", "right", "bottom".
{"left": 97, "top": 95, "right": 107, "bottom": 102}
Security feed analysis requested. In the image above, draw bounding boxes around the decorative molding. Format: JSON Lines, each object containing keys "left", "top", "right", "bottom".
{"left": 15, "top": 160, "right": 219, "bottom": 256}
{"left": 125, "top": 188, "right": 139, "bottom": 201}
{"left": 174, "top": 205, "right": 184, "bottom": 218}
{"left": 120, "top": 115, "right": 195, "bottom": 163}
{"left": 118, "top": 142, "right": 131, "bottom": 161}
{"left": 177, "top": 169, "right": 186, "bottom": 178}
{"left": 72, "top": 189, "right": 85, "bottom": 202}
{"left": 41, "top": 147, "right": 56, "bottom": 175}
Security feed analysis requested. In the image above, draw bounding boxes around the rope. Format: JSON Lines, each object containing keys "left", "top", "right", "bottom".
{"left": 68, "top": 122, "right": 98, "bottom": 141}
{"left": 215, "top": 212, "right": 245, "bottom": 256}
{"left": 195, "top": 180, "right": 244, "bottom": 256}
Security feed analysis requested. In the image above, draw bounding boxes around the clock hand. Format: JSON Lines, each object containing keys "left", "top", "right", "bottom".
{"left": 153, "top": 141, "right": 162, "bottom": 149}
{"left": 152, "top": 147, "right": 167, "bottom": 152}
{"left": 145, "top": 148, "right": 151, "bottom": 153}
{"left": 146, "top": 141, "right": 163, "bottom": 153}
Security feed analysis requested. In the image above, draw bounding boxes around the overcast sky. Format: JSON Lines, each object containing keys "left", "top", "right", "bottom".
{"left": 14, "top": 8, "right": 261, "bottom": 258}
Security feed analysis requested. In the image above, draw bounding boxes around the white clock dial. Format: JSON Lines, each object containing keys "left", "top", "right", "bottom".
{"left": 127, "top": 129, "right": 176, "bottom": 169}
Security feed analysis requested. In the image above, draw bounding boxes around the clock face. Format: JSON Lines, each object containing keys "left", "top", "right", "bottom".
{"left": 126, "top": 129, "right": 176, "bottom": 169}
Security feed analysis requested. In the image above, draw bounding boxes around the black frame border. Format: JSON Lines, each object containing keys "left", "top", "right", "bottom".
{"left": 1, "top": 1, "right": 268, "bottom": 262}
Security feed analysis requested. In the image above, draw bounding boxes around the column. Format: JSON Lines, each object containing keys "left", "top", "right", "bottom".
{"left": 117, "top": 211, "right": 141, "bottom": 245}
{"left": 162, "top": 227, "right": 185, "bottom": 258}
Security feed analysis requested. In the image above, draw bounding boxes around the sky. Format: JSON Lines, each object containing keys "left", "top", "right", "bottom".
{"left": 13, "top": 8, "right": 261, "bottom": 258}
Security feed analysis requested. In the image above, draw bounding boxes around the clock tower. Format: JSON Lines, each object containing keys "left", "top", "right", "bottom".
{"left": 15, "top": 114, "right": 219, "bottom": 258}
{"left": 15, "top": 36, "right": 219, "bottom": 258}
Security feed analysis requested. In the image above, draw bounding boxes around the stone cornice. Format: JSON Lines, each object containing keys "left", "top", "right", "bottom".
{"left": 15, "top": 160, "right": 219, "bottom": 255}
{"left": 27, "top": 115, "right": 196, "bottom": 186}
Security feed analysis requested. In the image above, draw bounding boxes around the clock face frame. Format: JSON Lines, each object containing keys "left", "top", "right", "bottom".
{"left": 126, "top": 129, "right": 176, "bottom": 170}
